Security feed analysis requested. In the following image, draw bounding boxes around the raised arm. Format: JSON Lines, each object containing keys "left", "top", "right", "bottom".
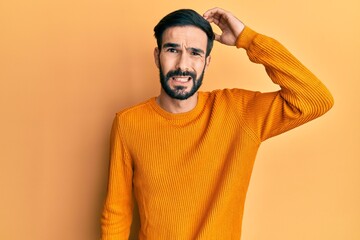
{"left": 203, "top": 7, "right": 334, "bottom": 141}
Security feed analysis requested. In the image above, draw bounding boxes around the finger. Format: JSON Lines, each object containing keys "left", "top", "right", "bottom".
{"left": 204, "top": 10, "right": 230, "bottom": 29}
{"left": 204, "top": 16, "right": 220, "bottom": 26}
{"left": 203, "top": 7, "right": 227, "bottom": 19}
{"left": 204, "top": 12, "right": 223, "bottom": 23}
{"left": 213, "top": 33, "right": 221, "bottom": 42}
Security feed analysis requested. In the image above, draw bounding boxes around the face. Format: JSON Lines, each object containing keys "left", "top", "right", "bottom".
{"left": 154, "top": 26, "right": 211, "bottom": 100}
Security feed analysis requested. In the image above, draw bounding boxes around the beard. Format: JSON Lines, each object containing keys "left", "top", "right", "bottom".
{"left": 159, "top": 63, "right": 205, "bottom": 100}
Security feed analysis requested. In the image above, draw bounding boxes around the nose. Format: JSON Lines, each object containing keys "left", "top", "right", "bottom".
{"left": 175, "top": 52, "right": 190, "bottom": 71}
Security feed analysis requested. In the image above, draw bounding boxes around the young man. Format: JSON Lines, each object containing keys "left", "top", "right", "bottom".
{"left": 101, "top": 7, "right": 334, "bottom": 240}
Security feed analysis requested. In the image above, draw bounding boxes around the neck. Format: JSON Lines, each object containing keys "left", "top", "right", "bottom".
{"left": 156, "top": 90, "right": 198, "bottom": 114}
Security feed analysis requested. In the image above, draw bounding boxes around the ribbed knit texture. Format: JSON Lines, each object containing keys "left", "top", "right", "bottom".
{"left": 101, "top": 27, "right": 334, "bottom": 240}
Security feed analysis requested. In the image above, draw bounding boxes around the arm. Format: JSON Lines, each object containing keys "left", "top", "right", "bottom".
{"left": 204, "top": 8, "right": 334, "bottom": 141}
{"left": 101, "top": 115, "right": 133, "bottom": 239}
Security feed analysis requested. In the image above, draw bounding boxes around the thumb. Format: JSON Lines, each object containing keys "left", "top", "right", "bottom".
{"left": 213, "top": 32, "right": 221, "bottom": 42}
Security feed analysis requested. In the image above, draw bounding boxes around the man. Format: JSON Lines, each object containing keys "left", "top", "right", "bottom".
{"left": 101, "top": 7, "right": 333, "bottom": 240}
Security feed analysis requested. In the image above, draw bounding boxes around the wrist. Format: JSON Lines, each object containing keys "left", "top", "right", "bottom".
{"left": 235, "top": 26, "right": 257, "bottom": 49}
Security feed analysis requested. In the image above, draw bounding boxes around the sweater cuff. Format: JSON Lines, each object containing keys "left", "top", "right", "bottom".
{"left": 235, "top": 26, "right": 258, "bottom": 49}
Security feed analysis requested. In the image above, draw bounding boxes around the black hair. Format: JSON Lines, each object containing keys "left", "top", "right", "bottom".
{"left": 154, "top": 9, "right": 215, "bottom": 56}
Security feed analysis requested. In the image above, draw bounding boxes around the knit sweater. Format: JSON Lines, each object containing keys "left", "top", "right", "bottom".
{"left": 101, "top": 27, "right": 334, "bottom": 240}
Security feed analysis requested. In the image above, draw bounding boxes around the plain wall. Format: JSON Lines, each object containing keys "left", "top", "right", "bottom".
{"left": 1, "top": 0, "right": 359, "bottom": 239}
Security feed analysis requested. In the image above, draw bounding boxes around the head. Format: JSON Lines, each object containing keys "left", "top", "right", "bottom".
{"left": 154, "top": 9, "right": 215, "bottom": 57}
{"left": 153, "top": 9, "right": 215, "bottom": 100}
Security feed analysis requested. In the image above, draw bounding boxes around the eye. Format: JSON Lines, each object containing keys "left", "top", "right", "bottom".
{"left": 166, "top": 48, "right": 178, "bottom": 53}
{"left": 191, "top": 51, "right": 201, "bottom": 56}
{"left": 190, "top": 50, "right": 204, "bottom": 57}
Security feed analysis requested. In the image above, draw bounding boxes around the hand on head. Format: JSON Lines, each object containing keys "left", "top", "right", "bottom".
{"left": 203, "top": 7, "right": 245, "bottom": 46}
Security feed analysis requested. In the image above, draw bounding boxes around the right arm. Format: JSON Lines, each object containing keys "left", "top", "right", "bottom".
{"left": 101, "top": 115, "right": 133, "bottom": 240}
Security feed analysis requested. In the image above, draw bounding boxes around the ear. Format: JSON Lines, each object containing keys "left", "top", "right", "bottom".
{"left": 154, "top": 47, "right": 160, "bottom": 68}
{"left": 204, "top": 55, "right": 211, "bottom": 71}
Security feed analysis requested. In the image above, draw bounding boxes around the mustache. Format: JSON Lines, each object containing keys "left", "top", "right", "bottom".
{"left": 165, "top": 69, "right": 196, "bottom": 80}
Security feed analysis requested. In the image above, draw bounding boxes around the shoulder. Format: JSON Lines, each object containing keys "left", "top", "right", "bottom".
{"left": 200, "top": 89, "right": 260, "bottom": 117}
{"left": 206, "top": 88, "right": 259, "bottom": 103}
{"left": 115, "top": 98, "right": 155, "bottom": 122}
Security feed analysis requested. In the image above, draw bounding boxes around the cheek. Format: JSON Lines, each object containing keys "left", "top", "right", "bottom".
{"left": 194, "top": 61, "right": 206, "bottom": 73}
{"left": 159, "top": 55, "right": 175, "bottom": 72}
{"left": 192, "top": 56, "right": 207, "bottom": 69}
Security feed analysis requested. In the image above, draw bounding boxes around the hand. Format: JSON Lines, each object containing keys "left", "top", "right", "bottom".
{"left": 203, "top": 7, "right": 245, "bottom": 46}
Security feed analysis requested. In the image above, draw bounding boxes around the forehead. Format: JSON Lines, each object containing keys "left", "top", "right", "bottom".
{"left": 162, "top": 26, "right": 207, "bottom": 48}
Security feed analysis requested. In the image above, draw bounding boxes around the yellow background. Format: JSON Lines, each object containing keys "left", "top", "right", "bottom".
{"left": 1, "top": 0, "right": 359, "bottom": 239}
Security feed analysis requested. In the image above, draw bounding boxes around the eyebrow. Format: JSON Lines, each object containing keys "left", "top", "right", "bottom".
{"left": 163, "top": 42, "right": 180, "bottom": 49}
{"left": 162, "top": 42, "right": 205, "bottom": 55}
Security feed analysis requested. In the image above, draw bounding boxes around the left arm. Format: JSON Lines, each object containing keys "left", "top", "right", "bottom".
{"left": 236, "top": 27, "right": 334, "bottom": 140}
{"left": 204, "top": 7, "right": 334, "bottom": 141}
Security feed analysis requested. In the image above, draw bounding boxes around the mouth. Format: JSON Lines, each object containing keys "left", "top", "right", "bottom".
{"left": 171, "top": 76, "right": 192, "bottom": 83}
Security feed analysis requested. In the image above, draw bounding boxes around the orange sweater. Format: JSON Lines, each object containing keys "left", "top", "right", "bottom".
{"left": 101, "top": 27, "right": 334, "bottom": 239}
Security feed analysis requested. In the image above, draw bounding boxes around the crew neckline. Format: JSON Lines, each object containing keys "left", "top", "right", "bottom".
{"left": 149, "top": 92, "right": 208, "bottom": 121}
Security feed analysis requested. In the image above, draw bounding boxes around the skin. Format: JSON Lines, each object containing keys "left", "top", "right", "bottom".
{"left": 203, "top": 7, "right": 245, "bottom": 46}
{"left": 154, "top": 26, "right": 210, "bottom": 113}
{"left": 154, "top": 7, "right": 245, "bottom": 113}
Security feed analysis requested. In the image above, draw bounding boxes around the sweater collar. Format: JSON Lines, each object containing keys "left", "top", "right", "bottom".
{"left": 150, "top": 92, "right": 208, "bottom": 121}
